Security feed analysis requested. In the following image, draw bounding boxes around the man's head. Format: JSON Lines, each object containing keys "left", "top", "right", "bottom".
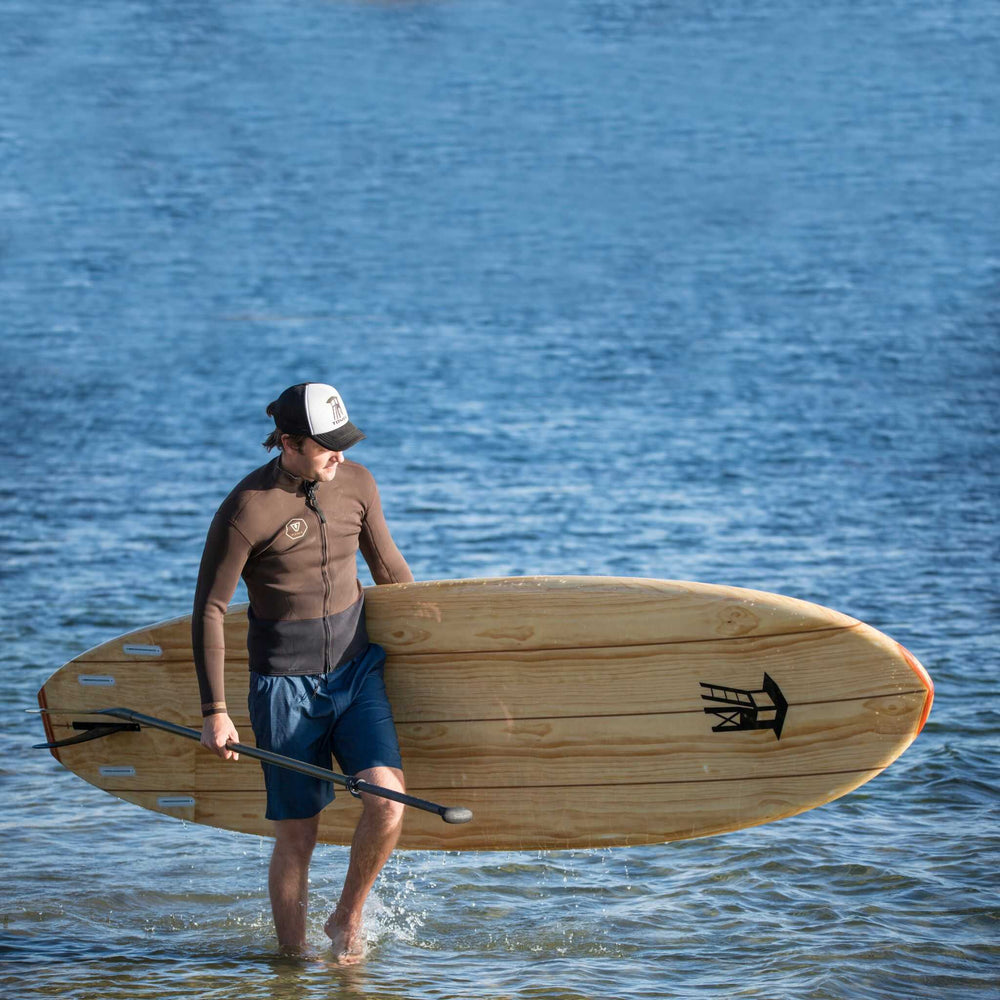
{"left": 263, "top": 383, "right": 365, "bottom": 453}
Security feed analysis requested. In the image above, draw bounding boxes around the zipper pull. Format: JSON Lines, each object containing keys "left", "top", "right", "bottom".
{"left": 303, "top": 482, "right": 326, "bottom": 523}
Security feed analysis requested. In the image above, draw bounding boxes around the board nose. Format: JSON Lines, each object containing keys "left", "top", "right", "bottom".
{"left": 898, "top": 643, "right": 934, "bottom": 735}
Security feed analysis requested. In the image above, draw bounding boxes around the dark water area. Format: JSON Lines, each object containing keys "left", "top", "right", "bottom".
{"left": 2, "top": 1, "right": 997, "bottom": 997}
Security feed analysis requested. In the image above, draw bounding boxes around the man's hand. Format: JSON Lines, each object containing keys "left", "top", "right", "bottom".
{"left": 200, "top": 713, "right": 240, "bottom": 761}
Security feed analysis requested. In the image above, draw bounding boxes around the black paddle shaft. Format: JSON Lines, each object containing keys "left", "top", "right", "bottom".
{"left": 97, "top": 707, "right": 473, "bottom": 825}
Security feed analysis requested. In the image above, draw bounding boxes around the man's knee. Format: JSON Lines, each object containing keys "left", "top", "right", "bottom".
{"left": 358, "top": 768, "right": 405, "bottom": 832}
{"left": 362, "top": 794, "right": 405, "bottom": 832}
{"left": 273, "top": 816, "right": 320, "bottom": 860}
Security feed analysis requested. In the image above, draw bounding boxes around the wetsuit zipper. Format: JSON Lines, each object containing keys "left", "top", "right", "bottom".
{"left": 302, "top": 481, "right": 333, "bottom": 672}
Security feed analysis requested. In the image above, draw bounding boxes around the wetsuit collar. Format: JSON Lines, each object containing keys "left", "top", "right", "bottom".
{"left": 272, "top": 455, "right": 341, "bottom": 496}
{"left": 272, "top": 456, "right": 307, "bottom": 494}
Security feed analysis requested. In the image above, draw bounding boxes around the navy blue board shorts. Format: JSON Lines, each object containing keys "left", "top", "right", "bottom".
{"left": 247, "top": 643, "right": 403, "bottom": 822}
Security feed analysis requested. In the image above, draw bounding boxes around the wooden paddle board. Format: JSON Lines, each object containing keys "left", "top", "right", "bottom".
{"left": 36, "top": 576, "right": 933, "bottom": 850}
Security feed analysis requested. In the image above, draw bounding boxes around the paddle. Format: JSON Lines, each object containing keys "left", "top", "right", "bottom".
{"left": 46, "top": 707, "right": 473, "bottom": 825}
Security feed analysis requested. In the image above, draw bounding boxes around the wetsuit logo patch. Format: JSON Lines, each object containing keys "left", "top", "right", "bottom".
{"left": 285, "top": 518, "right": 308, "bottom": 541}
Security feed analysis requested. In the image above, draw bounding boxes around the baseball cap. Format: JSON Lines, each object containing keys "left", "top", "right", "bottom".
{"left": 266, "top": 383, "right": 366, "bottom": 451}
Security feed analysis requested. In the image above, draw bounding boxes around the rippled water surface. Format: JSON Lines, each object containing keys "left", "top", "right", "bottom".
{"left": 2, "top": 1, "right": 997, "bottom": 997}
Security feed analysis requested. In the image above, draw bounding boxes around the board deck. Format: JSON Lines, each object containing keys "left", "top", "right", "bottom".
{"left": 37, "top": 576, "right": 933, "bottom": 850}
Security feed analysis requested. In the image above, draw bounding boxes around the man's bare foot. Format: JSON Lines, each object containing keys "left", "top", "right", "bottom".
{"left": 324, "top": 911, "right": 366, "bottom": 965}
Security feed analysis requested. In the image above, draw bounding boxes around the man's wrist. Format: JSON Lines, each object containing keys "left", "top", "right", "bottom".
{"left": 202, "top": 702, "right": 228, "bottom": 718}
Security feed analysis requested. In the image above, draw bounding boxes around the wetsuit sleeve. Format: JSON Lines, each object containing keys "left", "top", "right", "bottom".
{"left": 192, "top": 512, "right": 252, "bottom": 707}
{"left": 359, "top": 482, "right": 414, "bottom": 585}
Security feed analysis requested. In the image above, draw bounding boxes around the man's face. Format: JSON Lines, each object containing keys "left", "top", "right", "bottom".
{"left": 282, "top": 435, "right": 345, "bottom": 482}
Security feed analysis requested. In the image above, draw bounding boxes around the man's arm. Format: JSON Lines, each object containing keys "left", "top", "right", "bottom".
{"left": 359, "top": 482, "right": 414, "bottom": 585}
{"left": 192, "top": 512, "right": 251, "bottom": 760}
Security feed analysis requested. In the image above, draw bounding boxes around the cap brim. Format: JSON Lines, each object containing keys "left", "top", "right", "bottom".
{"left": 311, "top": 423, "right": 365, "bottom": 452}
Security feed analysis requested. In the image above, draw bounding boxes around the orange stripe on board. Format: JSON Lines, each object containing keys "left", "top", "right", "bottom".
{"left": 898, "top": 643, "right": 934, "bottom": 735}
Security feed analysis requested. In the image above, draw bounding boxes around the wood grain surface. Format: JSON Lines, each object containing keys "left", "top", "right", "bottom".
{"left": 38, "top": 576, "right": 933, "bottom": 850}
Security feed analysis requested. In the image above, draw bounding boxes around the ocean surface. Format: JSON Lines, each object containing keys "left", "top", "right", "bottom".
{"left": 1, "top": 1, "right": 997, "bottom": 997}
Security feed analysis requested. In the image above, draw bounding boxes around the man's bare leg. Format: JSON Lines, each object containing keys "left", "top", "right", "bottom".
{"left": 324, "top": 766, "right": 405, "bottom": 964}
{"left": 270, "top": 815, "right": 321, "bottom": 953}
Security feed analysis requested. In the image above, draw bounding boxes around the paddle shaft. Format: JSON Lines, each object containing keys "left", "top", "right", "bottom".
{"left": 97, "top": 707, "right": 473, "bottom": 825}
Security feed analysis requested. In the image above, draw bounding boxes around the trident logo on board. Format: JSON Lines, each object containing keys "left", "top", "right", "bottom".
{"left": 285, "top": 518, "right": 308, "bottom": 541}
{"left": 700, "top": 673, "right": 788, "bottom": 740}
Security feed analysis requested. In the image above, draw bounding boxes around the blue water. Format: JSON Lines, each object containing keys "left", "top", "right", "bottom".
{"left": 2, "top": 1, "right": 997, "bottom": 997}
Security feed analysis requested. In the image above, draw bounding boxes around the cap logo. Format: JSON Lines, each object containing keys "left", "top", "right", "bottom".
{"left": 285, "top": 519, "right": 308, "bottom": 541}
{"left": 304, "top": 383, "right": 350, "bottom": 433}
{"left": 327, "top": 395, "right": 346, "bottom": 424}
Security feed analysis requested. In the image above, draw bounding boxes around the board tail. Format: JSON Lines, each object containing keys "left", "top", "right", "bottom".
{"left": 36, "top": 687, "right": 59, "bottom": 761}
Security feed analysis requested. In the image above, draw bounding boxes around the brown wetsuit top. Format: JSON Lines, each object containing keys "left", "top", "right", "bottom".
{"left": 192, "top": 456, "right": 413, "bottom": 709}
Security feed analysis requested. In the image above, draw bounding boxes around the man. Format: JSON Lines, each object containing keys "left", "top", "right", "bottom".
{"left": 192, "top": 382, "right": 414, "bottom": 962}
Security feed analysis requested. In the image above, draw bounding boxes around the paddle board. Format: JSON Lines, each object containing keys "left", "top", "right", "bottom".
{"left": 36, "top": 576, "right": 933, "bottom": 850}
